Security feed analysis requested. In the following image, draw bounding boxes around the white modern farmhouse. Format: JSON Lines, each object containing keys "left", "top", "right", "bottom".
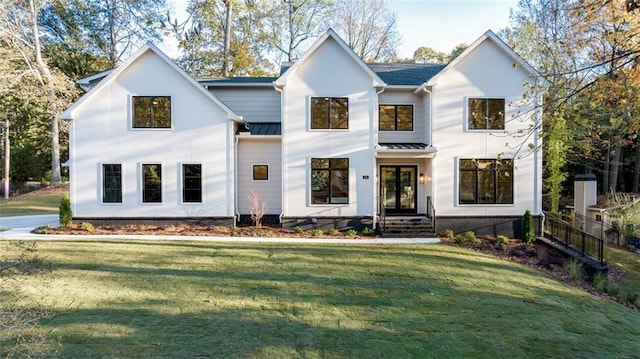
{"left": 61, "top": 29, "right": 543, "bottom": 237}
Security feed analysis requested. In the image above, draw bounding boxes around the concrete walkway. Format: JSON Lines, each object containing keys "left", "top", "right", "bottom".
{"left": 0, "top": 215, "right": 440, "bottom": 244}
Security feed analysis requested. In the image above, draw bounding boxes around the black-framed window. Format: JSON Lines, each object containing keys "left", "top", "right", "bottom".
{"left": 182, "top": 164, "right": 202, "bottom": 203}
{"left": 311, "top": 158, "right": 349, "bottom": 204}
{"left": 133, "top": 96, "right": 171, "bottom": 128}
{"left": 311, "top": 97, "right": 348, "bottom": 129}
{"left": 459, "top": 159, "right": 513, "bottom": 204}
{"left": 102, "top": 164, "right": 122, "bottom": 203}
{"left": 379, "top": 105, "right": 413, "bottom": 131}
{"left": 468, "top": 98, "right": 505, "bottom": 130}
{"left": 142, "top": 164, "right": 162, "bottom": 203}
{"left": 253, "top": 165, "right": 269, "bottom": 181}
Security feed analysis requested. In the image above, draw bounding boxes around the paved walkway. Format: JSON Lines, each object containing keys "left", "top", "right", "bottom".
{"left": 0, "top": 215, "right": 440, "bottom": 244}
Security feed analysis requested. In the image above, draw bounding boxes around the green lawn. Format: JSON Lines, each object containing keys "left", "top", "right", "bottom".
{"left": 0, "top": 188, "right": 64, "bottom": 216}
{"left": 1, "top": 240, "right": 639, "bottom": 358}
{"left": 606, "top": 244, "right": 640, "bottom": 301}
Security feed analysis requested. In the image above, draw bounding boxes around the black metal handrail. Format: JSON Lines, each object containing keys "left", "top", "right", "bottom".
{"left": 378, "top": 196, "right": 386, "bottom": 232}
{"left": 427, "top": 195, "right": 435, "bottom": 231}
{"left": 543, "top": 212, "right": 605, "bottom": 266}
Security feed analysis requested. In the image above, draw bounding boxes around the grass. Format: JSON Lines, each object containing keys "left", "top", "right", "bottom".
{"left": 0, "top": 186, "right": 66, "bottom": 216}
{"left": 606, "top": 244, "right": 640, "bottom": 302}
{"left": 1, "top": 240, "right": 639, "bottom": 358}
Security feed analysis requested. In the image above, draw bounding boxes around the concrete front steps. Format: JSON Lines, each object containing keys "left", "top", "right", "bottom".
{"left": 379, "top": 215, "right": 435, "bottom": 238}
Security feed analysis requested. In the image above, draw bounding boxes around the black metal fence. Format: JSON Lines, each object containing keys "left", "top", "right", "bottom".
{"left": 543, "top": 212, "right": 606, "bottom": 267}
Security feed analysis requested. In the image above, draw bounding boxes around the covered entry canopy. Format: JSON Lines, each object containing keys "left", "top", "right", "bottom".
{"left": 376, "top": 143, "right": 437, "bottom": 158}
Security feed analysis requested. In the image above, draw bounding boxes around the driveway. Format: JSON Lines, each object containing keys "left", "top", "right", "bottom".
{"left": 0, "top": 215, "right": 59, "bottom": 238}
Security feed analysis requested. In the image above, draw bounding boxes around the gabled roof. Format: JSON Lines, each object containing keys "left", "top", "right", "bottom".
{"left": 368, "top": 63, "right": 445, "bottom": 86}
{"left": 61, "top": 43, "right": 238, "bottom": 120}
{"left": 274, "top": 28, "right": 386, "bottom": 88}
{"left": 420, "top": 30, "right": 544, "bottom": 90}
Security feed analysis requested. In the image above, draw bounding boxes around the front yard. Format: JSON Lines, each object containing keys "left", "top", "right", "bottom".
{"left": 1, "top": 240, "right": 639, "bottom": 358}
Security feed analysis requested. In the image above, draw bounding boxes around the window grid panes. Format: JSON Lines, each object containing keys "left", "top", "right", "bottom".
{"left": 182, "top": 164, "right": 202, "bottom": 203}
{"left": 311, "top": 97, "right": 348, "bottom": 129}
{"left": 253, "top": 165, "right": 269, "bottom": 181}
{"left": 379, "top": 105, "right": 413, "bottom": 131}
{"left": 133, "top": 96, "right": 171, "bottom": 128}
{"left": 142, "top": 164, "right": 162, "bottom": 203}
{"left": 311, "top": 158, "right": 349, "bottom": 204}
{"left": 102, "top": 164, "right": 122, "bottom": 203}
{"left": 468, "top": 98, "right": 505, "bottom": 130}
{"left": 458, "top": 159, "right": 513, "bottom": 204}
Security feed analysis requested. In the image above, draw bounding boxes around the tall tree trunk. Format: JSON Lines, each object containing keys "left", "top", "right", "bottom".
{"left": 30, "top": 0, "right": 61, "bottom": 184}
{"left": 609, "top": 144, "right": 622, "bottom": 193}
{"left": 603, "top": 144, "right": 610, "bottom": 193}
{"left": 222, "top": 0, "right": 232, "bottom": 77}
{"left": 109, "top": 0, "right": 118, "bottom": 67}
{"left": 634, "top": 145, "right": 640, "bottom": 193}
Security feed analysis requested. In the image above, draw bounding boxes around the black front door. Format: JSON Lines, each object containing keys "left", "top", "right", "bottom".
{"left": 380, "top": 166, "right": 417, "bottom": 214}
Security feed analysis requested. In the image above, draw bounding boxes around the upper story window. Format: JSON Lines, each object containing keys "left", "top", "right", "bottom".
{"left": 379, "top": 105, "right": 413, "bottom": 131}
{"left": 311, "top": 97, "right": 348, "bottom": 130}
{"left": 133, "top": 96, "right": 171, "bottom": 128}
{"left": 468, "top": 98, "right": 504, "bottom": 130}
{"left": 459, "top": 159, "right": 513, "bottom": 205}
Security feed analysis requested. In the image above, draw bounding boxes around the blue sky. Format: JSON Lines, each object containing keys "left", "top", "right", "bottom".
{"left": 163, "top": 0, "right": 519, "bottom": 60}
{"left": 388, "top": 0, "right": 519, "bottom": 58}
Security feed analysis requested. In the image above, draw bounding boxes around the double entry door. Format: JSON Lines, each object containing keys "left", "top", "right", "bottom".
{"left": 380, "top": 166, "right": 417, "bottom": 214}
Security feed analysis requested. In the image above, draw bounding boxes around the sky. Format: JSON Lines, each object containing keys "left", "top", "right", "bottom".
{"left": 162, "top": 0, "right": 520, "bottom": 60}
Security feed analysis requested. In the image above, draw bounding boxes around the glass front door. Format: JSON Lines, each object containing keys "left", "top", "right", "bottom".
{"left": 380, "top": 166, "right": 417, "bottom": 214}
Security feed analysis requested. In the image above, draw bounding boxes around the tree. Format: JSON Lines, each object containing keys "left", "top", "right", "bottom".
{"left": 447, "top": 43, "right": 468, "bottom": 62}
{"left": 412, "top": 46, "right": 446, "bottom": 64}
{"left": 331, "top": 0, "right": 401, "bottom": 62}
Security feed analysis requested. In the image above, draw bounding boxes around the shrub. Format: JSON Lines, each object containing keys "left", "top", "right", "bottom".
{"left": 454, "top": 231, "right": 477, "bottom": 244}
{"left": 292, "top": 226, "right": 304, "bottom": 234}
{"left": 454, "top": 234, "right": 466, "bottom": 244}
{"left": 346, "top": 229, "right": 358, "bottom": 237}
{"left": 567, "top": 259, "right": 583, "bottom": 281}
{"left": 361, "top": 227, "right": 376, "bottom": 236}
{"left": 327, "top": 228, "right": 339, "bottom": 235}
{"left": 81, "top": 222, "right": 95, "bottom": 232}
{"left": 311, "top": 229, "right": 323, "bottom": 237}
{"left": 497, "top": 235, "right": 510, "bottom": 244}
{"left": 592, "top": 271, "right": 608, "bottom": 292}
{"left": 521, "top": 209, "right": 535, "bottom": 244}
{"left": 442, "top": 229, "right": 455, "bottom": 239}
{"left": 59, "top": 193, "right": 72, "bottom": 228}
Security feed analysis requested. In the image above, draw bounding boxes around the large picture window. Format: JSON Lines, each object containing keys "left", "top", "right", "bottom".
{"left": 102, "top": 164, "right": 122, "bottom": 203}
{"left": 133, "top": 96, "right": 171, "bottom": 128}
{"left": 311, "top": 97, "right": 348, "bottom": 129}
{"left": 142, "top": 164, "right": 162, "bottom": 203}
{"left": 468, "top": 98, "right": 505, "bottom": 130}
{"left": 459, "top": 159, "right": 513, "bottom": 204}
{"left": 379, "top": 105, "right": 413, "bottom": 131}
{"left": 182, "top": 164, "right": 202, "bottom": 203}
{"left": 311, "top": 158, "right": 349, "bottom": 204}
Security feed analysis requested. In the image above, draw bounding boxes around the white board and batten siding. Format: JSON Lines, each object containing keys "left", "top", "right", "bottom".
{"left": 432, "top": 37, "right": 542, "bottom": 217}
{"left": 237, "top": 138, "right": 282, "bottom": 214}
{"left": 279, "top": 36, "right": 378, "bottom": 218}
{"left": 67, "top": 49, "right": 235, "bottom": 218}
{"left": 377, "top": 89, "right": 428, "bottom": 144}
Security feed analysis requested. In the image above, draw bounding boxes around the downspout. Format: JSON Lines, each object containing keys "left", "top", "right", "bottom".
{"left": 274, "top": 83, "right": 285, "bottom": 224}
{"left": 234, "top": 135, "right": 240, "bottom": 224}
{"left": 421, "top": 87, "right": 434, "bottom": 219}
{"left": 373, "top": 86, "right": 385, "bottom": 230}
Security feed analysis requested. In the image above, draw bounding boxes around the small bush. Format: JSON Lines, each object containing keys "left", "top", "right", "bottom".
{"left": 32, "top": 226, "right": 49, "bottom": 234}
{"left": 59, "top": 193, "right": 72, "bottom": 228}
{"left": 521, "top": 209, "right": 535, "bottom": 244}
{"left": 81, "top": 222, "right": 95, "bottom": 232}
{"left": 454, "top": 234, "right": 466, "bottom": 244}
{"left": 592, "top": 271, "right": 608, "bottom": 292}
{"left": 624, "top": 292, "right": 638, "bottom": 305}
{"left": 346, "top": 229, "right": 358, "bottom": 237}
{"left": 327, "top": 228, "right": 339, "bottom": 235}
{"left": 567, "top": 259, "right": 583, "bottom": 281}
{"left": 311, "top": 229, "right": 323, "bottom": 237}
{"left": 497, "top": 235, "right": 510, "bottom": 244}
{"left": 442, "top": 229, "right": 455, "bottom": 239}
{"left": 463, "top": 231, "right": 476, "bottom": 241}
{"left": 293, "top": 226, "right": 304, "bottom": 234}
{"left": 361, "top": 227, "right": 376, "bottom": 236}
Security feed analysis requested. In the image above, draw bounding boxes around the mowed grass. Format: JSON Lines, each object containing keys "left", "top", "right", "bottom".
{"left": 1, "top": 240, "right": 639, "bottom": 358}
{"left": 0, "top": 186, "right": 66, "bottom": 216}
{"left": 606, "top": 245, "right": 640, "bottom": 299}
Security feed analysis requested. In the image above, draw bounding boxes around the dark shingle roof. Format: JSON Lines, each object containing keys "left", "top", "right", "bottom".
{"left": 378, "top": 143, "right": 431, "bottom": 150}
{"left": 248, "top": 122, "right": 281, "bottom": 136}
{"left": 368, "top": 63, "right": 446, "bottom": 86}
